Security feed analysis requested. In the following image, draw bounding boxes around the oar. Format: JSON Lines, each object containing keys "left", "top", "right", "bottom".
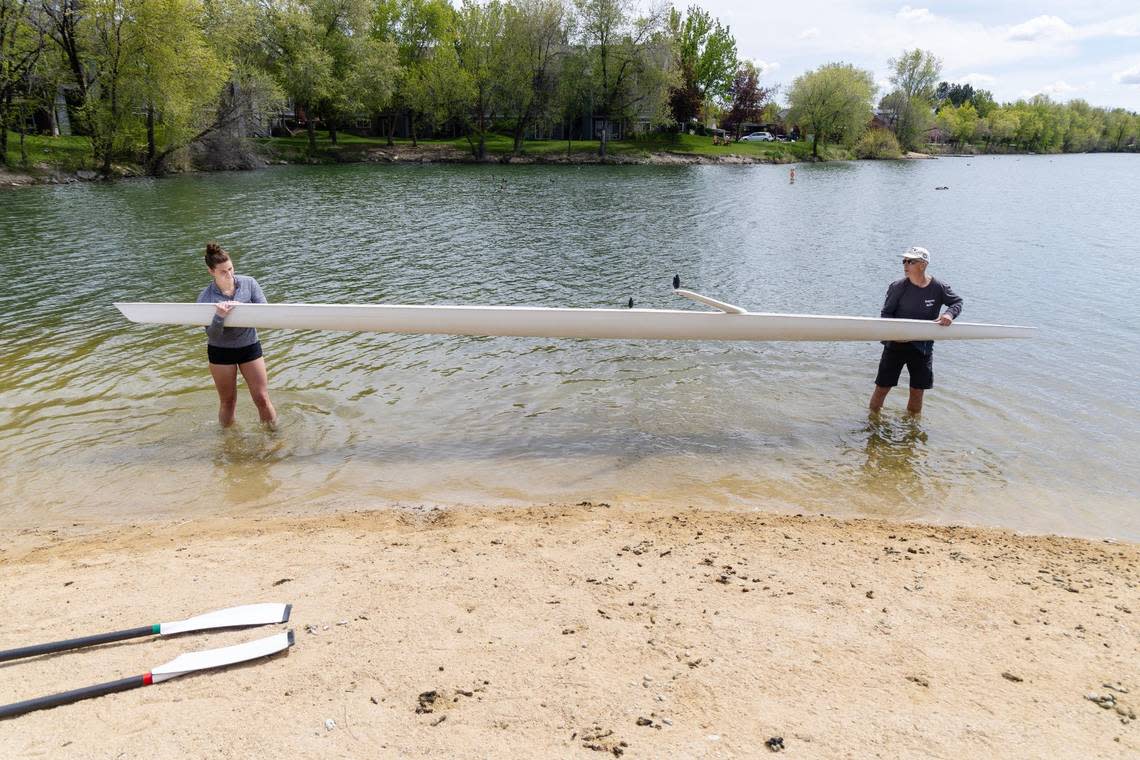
{"left": 671, "top": 275, "right": 747, "bottom": 314}
{"left": 0, "top": 603, "right": 291, "bottom": 663}
{"left": 0, "top": 630, "right": 294, "bottom": 719}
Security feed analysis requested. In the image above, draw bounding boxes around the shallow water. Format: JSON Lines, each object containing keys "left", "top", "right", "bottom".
{"left": 1, "top": 155, "right": 1138, "bottom": 538}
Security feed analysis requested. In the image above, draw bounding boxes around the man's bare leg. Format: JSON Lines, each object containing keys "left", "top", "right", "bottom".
{"left": 906, "top": 388, "right": 925, "bottom": 415}
{"left": 869, "top": 385, "right": 891, "bottom": 412}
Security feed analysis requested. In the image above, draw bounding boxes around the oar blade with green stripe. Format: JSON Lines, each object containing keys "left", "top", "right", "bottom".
{"left": 159, "top": 603, "right": 292, "bottom": 635}
{"left": 0, "top": 603, "right": 292, "bottom": 663}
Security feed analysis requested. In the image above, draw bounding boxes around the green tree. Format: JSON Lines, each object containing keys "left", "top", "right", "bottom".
{"left": 373, "top": 0, "right": 454, "bottom": 146}
{"left": 885, "top": 48, "right": 940, "bottom": 151}
{"left": 498, "top": 0, "right": 566, "bottom": 155}
{"left": 936, "top": 101, "right": 977, "bottom": 147}
{"left": 787, "top": 61, "right": 875, "bottom": 158}
{"left": 201, "top": 0, "right": 287, "bottom": 141}
{"left": 1103, "top": 108, "right": 1139, "bottom": 151}
{"left": 404, "top": 26, "right": 469, "bottom": 135}
{"left": 666, "top": 4, "right": 735, "bottom": 124}
{"left": 573, "top": 0, "right": 669, "bottom": 158}
{"left": 41, "top": 0, "right": 94, "bottom": 135}
{"left": 269, "top": 2, "right": 334, "bottom": 153}
{"left": 0, "top": 0, "right": 45, "bottom": 164}
{"left": 133, "top": 0, "right": 230, "bottom": 174}
{"left": 453, "top": 0, "right": 508, "bottom": 159}
{"left": 986, "top": 107, "right": 1018, "bottom": 148}
{"left": 83, "top": 0, "right": 144, "bottom": 174}
{"left": 971, "top": 88, "right": 997, "bottom": 118}
{"left": 1062, "top": 99, "right": 1101, "bottom": 152}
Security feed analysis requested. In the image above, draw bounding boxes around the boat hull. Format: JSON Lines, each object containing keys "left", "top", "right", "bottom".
{"left": 113, "top": 302, "right": 1034, "bottom": 342}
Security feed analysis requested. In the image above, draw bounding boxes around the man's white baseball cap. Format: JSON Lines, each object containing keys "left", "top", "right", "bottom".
{"left": 902, "top": 246, "right": 930, "bottom": 263}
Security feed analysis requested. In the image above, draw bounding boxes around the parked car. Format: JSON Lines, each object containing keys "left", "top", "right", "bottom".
{"left": 741, "top": 131, "right": 775, "bottom": 142}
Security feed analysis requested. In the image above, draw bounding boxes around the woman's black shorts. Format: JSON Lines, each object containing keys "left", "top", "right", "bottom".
{"left": 875, "top": 343, "right": 933, "bottom": 390}
{"left": 207, "top": 341, "right": 263, "bottom": 366}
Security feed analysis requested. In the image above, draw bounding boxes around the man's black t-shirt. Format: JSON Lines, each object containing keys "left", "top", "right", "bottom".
{"left": 879, "top": 277, "right": 964, "bottom": 354}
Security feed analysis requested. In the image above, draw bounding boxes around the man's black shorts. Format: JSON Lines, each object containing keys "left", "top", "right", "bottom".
{"left": 875, "top": 342, "right": 933, "bottom": 390}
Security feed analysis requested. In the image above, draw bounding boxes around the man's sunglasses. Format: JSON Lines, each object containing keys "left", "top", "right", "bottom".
{"left": 902, "top": 259, "right": 923, "bottom": 265}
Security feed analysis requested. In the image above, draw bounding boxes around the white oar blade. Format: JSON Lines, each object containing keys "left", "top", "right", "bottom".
{"left": 151, "top": 630, "right": 294, "bottom": 684}
{"left": 160, "top": 603, "right": 291, "bottom": 635}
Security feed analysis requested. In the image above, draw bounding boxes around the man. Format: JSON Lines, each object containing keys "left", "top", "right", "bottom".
{"left": 869, "top": 246, "right": 963, "bottom": 414}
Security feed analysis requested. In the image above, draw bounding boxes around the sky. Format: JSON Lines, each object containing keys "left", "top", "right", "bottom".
{"left": 689, "top": 1, "right": 1140, "bottom": 111}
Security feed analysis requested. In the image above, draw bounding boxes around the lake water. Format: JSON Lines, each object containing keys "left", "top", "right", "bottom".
{"left": 1, "top": 155, "right": 1137, "bottom": 539}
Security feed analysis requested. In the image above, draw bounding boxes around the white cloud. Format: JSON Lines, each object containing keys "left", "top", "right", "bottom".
{"left": 897, "top": 6, "right": 935, "bottom": 23}
{"left": 754, "top": 60, "right": 782, "bottom": 78}
{"left": 1022, "top": 80, "right": 1078, "bottom": 98}
{"left": 1114, "top": 64, "right": 1140, "bottom": 85}
{"left": 797, "top": 27, "right": 819, "bottom": 40}
{"left": 1007, "top": 15, "right": 1075, "bottom": 42}
{"left": 961, "top": 73, "right": 996, "bottom": 86}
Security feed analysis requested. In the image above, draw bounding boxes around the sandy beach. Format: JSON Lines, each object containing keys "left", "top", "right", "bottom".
{"left": 1, "top": 503, "right": 1136, "bottom": 758}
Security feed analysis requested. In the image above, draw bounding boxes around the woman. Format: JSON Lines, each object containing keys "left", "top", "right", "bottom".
{"left": 197, "top": 242, "right": 277, "bottom": 427}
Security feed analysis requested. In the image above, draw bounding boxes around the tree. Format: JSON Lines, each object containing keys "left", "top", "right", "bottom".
{"left": 1103, "top": 108, "right": 1139, "bottom": 151}
{"left": 403, "top": 26, "right": 469, "bottom": 136}
{"left": 971, "top": 88, "right": 996, "bottom": 118}
{"left": 373, "top": 0, "right": 454, "bottom": 146}
{"left": 936, "top": 102, "right": 977, "bottom": 146}
{"left": 573, "top": 0, "right": 669, "bottom": 158}
{"left": 719, "top": 61, "right": 769, "bottom": 140}
{"left": 453, "top": 0, "right": 509, "bottom": 160}
{"left": 886, "top": 48, "right": 940, "bottom": 151}
{"left": 787, "top": 62, "right": 875, "bottom": 158}
{"left": 498, "top": 0, "right": 566, "bottom": 155}
{"left": 201, "top": 0, "right": 288, "bottom": 142}
{"left": 935, "top": 80, "right": 974, "bottom": 109}
{"left": 0, "top": 0, "right": 45, "bottom": 164}
{"left": 132, "top": 0, "right": 230, "bottom": 174}
{"left": 269, "top": 3, "right": 334, "bottom": 153}
{"left": 40, "top": 0, "right": 93, "bottom": 135}
{"left": 666, "top": 4, "right": 735, "bottom": 125}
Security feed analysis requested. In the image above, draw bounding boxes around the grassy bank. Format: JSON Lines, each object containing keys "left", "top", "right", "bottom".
{"left": 2, "top": 132, "right": 98, "bottom": 173}
{"left": 258, "top": 130, "right": 813, "bottom": 163}
{"left": 4, "top": 129, "right": 815, "bottom": 180}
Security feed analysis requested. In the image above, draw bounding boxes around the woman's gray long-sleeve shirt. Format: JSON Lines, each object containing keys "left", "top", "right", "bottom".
{"left": 196, "top": 275, "right": 266, "bottom": 348}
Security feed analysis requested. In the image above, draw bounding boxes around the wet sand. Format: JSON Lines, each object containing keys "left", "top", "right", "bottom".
{"left": 1, "top": 503, "right": 1137, "bottom": 758}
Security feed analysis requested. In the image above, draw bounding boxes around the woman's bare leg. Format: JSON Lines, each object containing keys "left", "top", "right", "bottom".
{"left": 906, "top": 388, "right": 925, "bottom": 415}
{"left": 209, "top": 363, "right": 239, "bottom": 427}
{"left": 239, "top": 357, "right": 277, "bottom": 425}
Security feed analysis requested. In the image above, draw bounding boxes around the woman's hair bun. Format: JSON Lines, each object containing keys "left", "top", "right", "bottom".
{"left": 205, "top": 241, "right": 230, "bottom": 268}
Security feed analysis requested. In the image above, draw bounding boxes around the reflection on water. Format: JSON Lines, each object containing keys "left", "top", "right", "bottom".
{"left": 2, "top": 157, "right": 1139, "bottom": 539}
{"left": 213, "top": 426, "right": 285, "bottom": 504}
{"left": 858, "top": 412, "right": 931, "bottom": 491}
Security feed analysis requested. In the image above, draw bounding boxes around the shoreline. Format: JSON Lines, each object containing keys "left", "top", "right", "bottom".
{"left": 3, "top": 503, "right": 1136, "bottom": 757}
{"left": 2, "top": 143, "right": 924, "bottom": 188}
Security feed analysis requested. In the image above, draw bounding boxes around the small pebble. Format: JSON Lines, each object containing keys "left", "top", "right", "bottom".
{"left": 324, "top": 718, "right": 336, "bottom": 731}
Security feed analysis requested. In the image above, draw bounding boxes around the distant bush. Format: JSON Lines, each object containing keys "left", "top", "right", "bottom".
{"left": 854, "top": 129, "right": 902, "bottom": 159}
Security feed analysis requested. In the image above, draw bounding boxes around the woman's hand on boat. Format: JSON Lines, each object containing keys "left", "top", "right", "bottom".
{"left": 214, "top": 301, "right": 237, "bottom": 318}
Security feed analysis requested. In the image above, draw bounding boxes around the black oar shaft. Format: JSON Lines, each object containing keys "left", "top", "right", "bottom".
{"left": 0, "top": 674, "right": 148, "bottom": 719}
{"left": 0, "top": 626, "right": 154, "bottom": 663}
